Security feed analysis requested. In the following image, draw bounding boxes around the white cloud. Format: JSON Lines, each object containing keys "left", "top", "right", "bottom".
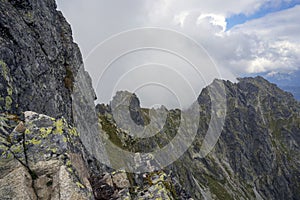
{"left": 56, "top": 0, "right": 289, "bottom": 55}
{"left": 197, "top": 14, "right": 227, "bottom": 35}
{"left": 145, "top": 0, "right": 273, "bottom": 20}
{"left": 56, "top": 0, "right": 300, "bottom": 108}
{"left": 225, "top": 5, "right": 300, "bottom": 74}
{"left": 174, "top": 11, "right": 189, "bottom": 27}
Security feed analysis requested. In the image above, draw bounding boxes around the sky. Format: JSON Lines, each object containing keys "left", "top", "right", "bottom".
{"left": 56, "top": 0, "right": 300, "bottom": 108}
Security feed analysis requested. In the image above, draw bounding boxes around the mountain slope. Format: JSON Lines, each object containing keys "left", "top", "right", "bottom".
{"left": 97, "top": 77, "right": 300, "bottom": 200}
{"left": 169, "top": 77, "right": 300, "bottom": 200}
{"left": 0, "top": 0, "right": 299, "bottom": 199}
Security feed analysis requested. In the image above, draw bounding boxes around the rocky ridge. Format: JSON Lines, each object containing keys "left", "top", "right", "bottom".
{"left": 97, "top": 77, "right": 300, "bottom": 200}
{"left": 0, "top": 0, "right": 300, "bottom": 199}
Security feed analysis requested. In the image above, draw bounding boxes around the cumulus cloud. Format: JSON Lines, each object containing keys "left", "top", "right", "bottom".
{"left": 56, "top": 0, "right": 300, "bottom": 108}
{"left": 225, "top": 5, "right": 300, "bottom": 74}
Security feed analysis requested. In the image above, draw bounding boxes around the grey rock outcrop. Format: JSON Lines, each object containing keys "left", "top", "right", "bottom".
{"left": 0, "top": 0, "right": 109, "bottom": 187}
{"left": 0, "top": 111, "right": 93, "bottom": 199}
{"left": 0, "top": 0, "right": 95, "bottom": 123}
{"left": 0, "top": 0, "right": 107, "bottom": 199}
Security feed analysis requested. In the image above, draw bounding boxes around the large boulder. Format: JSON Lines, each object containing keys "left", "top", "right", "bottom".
{"left": 0, "top": 111, "right": 93, "bottom": 199}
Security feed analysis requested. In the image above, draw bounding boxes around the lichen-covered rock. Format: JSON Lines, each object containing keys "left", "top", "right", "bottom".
{"left": 135, "top": 171, "right": 177, "bottom": 200}
{"left": 0, "top": 0, "right": 107, "bottom": 174}
{"left": 0, "top": 0, "right": 78, "bottom": 120}
{"left": 89, "top": 169, "right": 183, "bottom": 200}
{"left": 0, "top": 111, "right": 93, "bottom": 199}
{"left": 0, "top": 0, "right": 99, "bottom": 123}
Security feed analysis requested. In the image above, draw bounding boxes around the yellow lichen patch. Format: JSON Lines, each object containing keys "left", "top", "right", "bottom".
{"left": 0, "top": 60, "right": 6, "bottom": 66}
{"left": 76, "top": 181, "right": 85, "bottom": 189}
{"left": 146, "top": 171, "right": 167, "bottom": 186}
{"left": 2, "top": 152, "right": 13, "bottom": 159}
{"left": 67, "top": 167, "right": 73, "bottom": 173}
{"left": 0, "top": 144, "right": 8, "bottom": 153}
{"left": 63, "top": 137, "right": 68, "bottom": 143}
{"left": 40, "top": 127, "right": 46, "bottom": 133}
{"left": 10, "top": 145, "right": 22, "bottom": 154}
{"left": 5, "top": 96, "right": 12, "bottom": 110}
{"left": 7, "top": 88, "right": 12, "bottom": 96}
{"left": 40, "top": 127, "right": 52, "bottom": 138}
{"left": 25, "top": 129, "right": 31, "bottom": 135}
{"left": 66, "top": 160, "right": 72, "bottom": 167}
{"left": 53, "top": 119, "right": 64, "bottom": 135}
{"left": 25, "top": 11, "right": 34, "bottom": 21}
{"left": 69, "top": 127, "right": 79, "bottom": 136}
{"left": 46, "top": 147, "right": 58, "bottom": 154}
{"left": 0, "top": 60, "right": 9, "bottom": 80}
{"left": 27, "top": 138, "right": 41, "bottom": 145}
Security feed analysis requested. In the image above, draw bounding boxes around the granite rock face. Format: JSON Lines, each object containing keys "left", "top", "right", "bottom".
{"left": 0, "top": 0, "right": 93, "bottom": 123}
{"left": 0, "top": 112, "right": 93, "bottom": 199}
{"left": 0, "top": 1, "right": 101, "bottom": 198}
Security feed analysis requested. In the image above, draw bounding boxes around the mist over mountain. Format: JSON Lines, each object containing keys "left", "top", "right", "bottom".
{"left": 0, "top": 0, "right": 299, "bottom": 200}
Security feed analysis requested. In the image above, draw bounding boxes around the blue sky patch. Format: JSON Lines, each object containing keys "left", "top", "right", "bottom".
{"left": 226, "top": 0, "right": 300, "bottom": 30}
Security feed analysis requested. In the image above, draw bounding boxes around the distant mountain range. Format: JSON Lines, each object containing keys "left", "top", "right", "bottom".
{"left": 1, "top": 1, "right": 299, "bottom": 199}
{"left": 262, "top": 71, "right": 300, "bottom": 101}
{"left": 279, "top": 85, "right": 300, "bottom": 101}
{"left": 95, "top": 76, "right": 300, "bottom": 199}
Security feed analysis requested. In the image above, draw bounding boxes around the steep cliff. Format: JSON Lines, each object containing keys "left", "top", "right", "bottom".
{"left": 0, "top": 0, "right": 88, "bottom": 121}
{"left": 0, "top": 0, "right": 101, "bottom": 199}
{"left": 0, "top": 0, "right": 299, "bottom": 199}
{"left": 169, "top": 77, "right": 300, "bottom": 200}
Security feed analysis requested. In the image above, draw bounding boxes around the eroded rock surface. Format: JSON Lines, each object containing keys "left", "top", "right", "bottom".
{"left": 0, "top": 111, "right": 92, "bottom": 199}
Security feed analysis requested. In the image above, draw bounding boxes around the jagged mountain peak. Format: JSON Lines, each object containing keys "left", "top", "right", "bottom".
{"left": 96, "top": 77, "right": 300, "bottom": 199}
{"left": 1, "top": 0, "right": 299, "bottom": 199}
